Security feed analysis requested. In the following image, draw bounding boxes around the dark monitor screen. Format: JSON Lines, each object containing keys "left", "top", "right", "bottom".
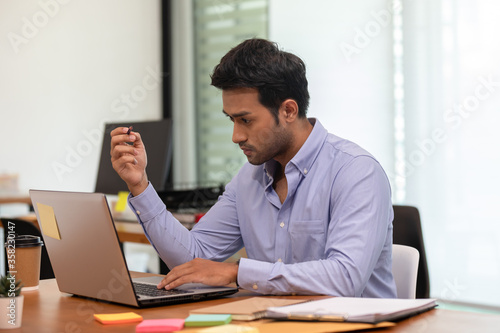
{"left": 95, "top": 119, "right": 173, "bottom": 194}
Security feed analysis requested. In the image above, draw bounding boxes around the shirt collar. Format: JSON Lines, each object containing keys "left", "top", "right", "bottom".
{"left": 264, "top": 118, "right": 328, "bottom": 179}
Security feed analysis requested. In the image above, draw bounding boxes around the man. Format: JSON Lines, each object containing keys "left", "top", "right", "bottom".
{"left": 110, "top": 38, "right": 396, "bottom": 298}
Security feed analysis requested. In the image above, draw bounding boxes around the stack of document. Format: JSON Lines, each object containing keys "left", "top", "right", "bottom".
{"left": 266, "top": 297, "right": 437, "bottom": 324}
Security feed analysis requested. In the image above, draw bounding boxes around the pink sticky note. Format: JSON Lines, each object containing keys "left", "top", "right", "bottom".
{"left": 135, "top": 319, "right": 185, "bottom": 332}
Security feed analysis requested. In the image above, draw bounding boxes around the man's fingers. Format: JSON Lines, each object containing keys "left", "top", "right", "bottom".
{"left": 110, "top": 126, "right": 130, "bottom": 136}
{"left": 157, "top": 273, "right": 175, "bottom": 289}
{"left": 158, "top": 274, "right": 189, "bottom": 290}
{"left": 111, "top": 143, "right": 134, "bottom": 159}
{"left": 112, "top": 154, "right": 137, "bottom": 170}
{"left": 161, "top": 276, "right": 189, "bottom": 290}
{"left": 156, "top": 259, "right": 238, "bottom": 290}
{"left": 110, "top": 126, "right": 141, "bottom": 147}
{"left": 157, "top": 262, "right": 197, "bottom": 290}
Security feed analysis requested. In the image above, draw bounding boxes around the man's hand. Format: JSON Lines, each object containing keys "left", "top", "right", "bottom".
{"left": 110, "top": 127, "right": 149, "bottom": 196}
{"left": 157, "top": 258, "right": 239, "bottom": 290}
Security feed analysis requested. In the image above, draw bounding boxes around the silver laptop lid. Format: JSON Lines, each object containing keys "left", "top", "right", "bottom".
{"left": 30, "top": 189, "right": 139, "bottom": 307}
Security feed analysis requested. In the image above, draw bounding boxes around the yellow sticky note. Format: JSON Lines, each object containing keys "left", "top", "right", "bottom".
{"left": 115, "top": 191, "right": 129, "bottom": 212}
{"left": 37, "top": 203, "right": 61, "bottom": 240}
{"left": 94, "top": 312, "right": 143, "bottom": 325}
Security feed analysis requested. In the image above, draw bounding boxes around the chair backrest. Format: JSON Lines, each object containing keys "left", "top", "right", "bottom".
{"left": 392, "top": 205, "right": 430, "bottom": 298}
{"left": 392, "top": 244, "right": 419, "bottom": 299}
{"left": 1, "top": 218, "right": 55, "bottom": 280}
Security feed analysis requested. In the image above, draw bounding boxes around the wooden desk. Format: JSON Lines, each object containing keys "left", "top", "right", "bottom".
{"left": 0, "top": 195, "right": 31, "bottom": 205}
{"left": 18, "top": 273, "right": 500, "bottom": 333}
{"left": 114, "top": 220, "right": 150, "bottom": 244}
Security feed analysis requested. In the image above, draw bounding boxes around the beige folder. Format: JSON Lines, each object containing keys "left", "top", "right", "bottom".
{"left": 190, "top": 297, "right": 309, "bottom": 321}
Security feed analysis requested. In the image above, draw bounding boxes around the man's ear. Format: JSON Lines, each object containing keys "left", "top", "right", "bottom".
{"left": 281, "top": 99, "right": 299, "bottom": 123}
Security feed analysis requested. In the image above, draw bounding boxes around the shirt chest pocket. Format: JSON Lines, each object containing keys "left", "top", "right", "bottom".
{"left": 289, "top": 220, "right": 326, "bottom": 262}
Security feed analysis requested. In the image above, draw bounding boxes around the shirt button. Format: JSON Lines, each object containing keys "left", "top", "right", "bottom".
{"left": 252, "top": 283, "right": 258, "bottom": 290}
{"left": 280, "top": 221, "right": 285, "bottom": 228}
{"left": 277, "top": 258, "right": 282, "bottom": 262}
{"left": 304, "top": 168, "right": 308, "bottom": 174}
{"left": 136, "top": 210, "right": 141, "bottom": 215}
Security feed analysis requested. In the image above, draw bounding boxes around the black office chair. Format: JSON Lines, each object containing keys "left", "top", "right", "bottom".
{"left": 1, "top": 218, "right": 55, "bottom": 280}
{"left": 392, "top": 205, "right": 430, "bottom": 298}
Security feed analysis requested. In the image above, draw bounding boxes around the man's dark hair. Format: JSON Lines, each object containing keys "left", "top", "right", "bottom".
{"left": 211, "top": 38, "right": 310, "bottom": 122}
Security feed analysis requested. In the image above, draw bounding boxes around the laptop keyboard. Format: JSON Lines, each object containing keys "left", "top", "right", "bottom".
{"left": 134, "top": 282, "right": 191, "bottom": 297}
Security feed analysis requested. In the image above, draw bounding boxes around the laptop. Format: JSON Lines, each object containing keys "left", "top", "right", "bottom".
{"left": 29, "top": 189, "right": 238, "bottom": 308}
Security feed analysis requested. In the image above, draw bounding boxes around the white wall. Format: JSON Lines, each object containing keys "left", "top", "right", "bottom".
{"left": 0, "top": 0, "right": 162, "bottom": 193}
{"left": 269, "top": 0, "right": 395, "bottom": 180}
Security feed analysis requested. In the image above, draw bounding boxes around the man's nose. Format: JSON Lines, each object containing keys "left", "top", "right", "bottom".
{"left": 232, "top": 124, "right": 246, "bottom": 144}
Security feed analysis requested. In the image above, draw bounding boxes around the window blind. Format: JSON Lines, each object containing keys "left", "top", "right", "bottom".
{"left": 193, "top": 0, "right": 268, "bottom": 184}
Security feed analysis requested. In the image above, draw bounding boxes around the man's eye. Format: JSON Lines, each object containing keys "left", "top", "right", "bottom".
{"left": 241, "top": 118, "right": 250, "bottom": 124}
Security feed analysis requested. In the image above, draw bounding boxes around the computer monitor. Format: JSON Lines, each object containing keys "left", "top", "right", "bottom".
{"left": 95, "top": 119, "right": 173, "bottom": 194}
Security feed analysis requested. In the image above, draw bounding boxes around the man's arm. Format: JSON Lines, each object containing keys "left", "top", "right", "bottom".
{"left": 112, "top": 127, "right": 242, "bottom": 288}
{"left": 128, "top": 179, "right": 244, "bottom": 287}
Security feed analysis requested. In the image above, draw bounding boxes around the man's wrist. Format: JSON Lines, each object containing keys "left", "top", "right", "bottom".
{"left": 129, "top": 178, "right": 149, "bottom": 197}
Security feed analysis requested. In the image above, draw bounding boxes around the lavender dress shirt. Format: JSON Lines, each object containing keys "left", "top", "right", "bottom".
{"left": 129, "top": 119, "right": 397, "bottom": 298}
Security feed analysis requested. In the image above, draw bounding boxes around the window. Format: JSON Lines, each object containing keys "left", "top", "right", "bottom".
{"left": 193, "top": 0, "right": 268, "bottom": 184}
{"left": 402, "top": 0, "right": 500, "bottom": 308}
{"left": 268, "top": 0, "right": 500, "bottom": 308}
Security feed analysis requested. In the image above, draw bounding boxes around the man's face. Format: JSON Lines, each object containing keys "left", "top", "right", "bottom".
{"left": 222, "top": 87, "right": 292, "bottom": 165}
